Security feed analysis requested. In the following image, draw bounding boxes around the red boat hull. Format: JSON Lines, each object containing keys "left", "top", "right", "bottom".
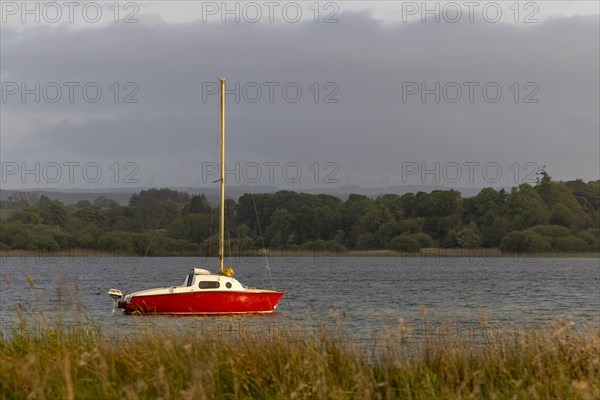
{"left": 124, "top": 291, "right": 285, "bottom": 315}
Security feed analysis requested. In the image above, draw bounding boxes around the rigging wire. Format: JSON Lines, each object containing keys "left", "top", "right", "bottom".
{"left": 141, "top": 200, "right": 169, "bottom": 265}
{"left": 249, "top": 186, "right": 275, "bottom": 290}
{"left": 208, "top": 204, "right": 214, "bottom": 261}
{"left": 225, "top": 201, "right": 233, "bottom": 268}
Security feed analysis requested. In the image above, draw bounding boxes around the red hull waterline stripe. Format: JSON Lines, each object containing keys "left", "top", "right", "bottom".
{"left": 125, "top": 291, "right": 285, "bottom": 315}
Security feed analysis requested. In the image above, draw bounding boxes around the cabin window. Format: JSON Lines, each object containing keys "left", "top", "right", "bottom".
{"left": 186, "top": 272, "right": 194, "bottom": 287}
{"left": 226, "top": 282, "right": 232, "bottom": 289}
{"left": 199, "top": 281, "right": 220, "bottom": 289}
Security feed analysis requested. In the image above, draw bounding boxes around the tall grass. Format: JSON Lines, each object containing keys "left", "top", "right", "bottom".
{"left": 0, "top": 313, "right": 598, "bottom": 399}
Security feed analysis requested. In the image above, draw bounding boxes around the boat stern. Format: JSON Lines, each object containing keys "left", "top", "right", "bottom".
{"left": 107, "top": 288, "right": 130, "bottom": 313}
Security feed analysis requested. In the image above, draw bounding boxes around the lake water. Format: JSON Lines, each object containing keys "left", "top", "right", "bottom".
{"left": 1, "top": 254, "right": 598, "bottom": 341}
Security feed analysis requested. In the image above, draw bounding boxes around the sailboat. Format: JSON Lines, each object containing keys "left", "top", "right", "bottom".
{"left": 107, "top": 78, "right": 285, "bottom": 315}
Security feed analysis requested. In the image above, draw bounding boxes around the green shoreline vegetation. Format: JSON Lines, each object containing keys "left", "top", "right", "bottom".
{"left": 1, "top": 312, "right": 598, "bottom": 399}
{"left": 1, "top": 172, "right": 598, "bottom": 257}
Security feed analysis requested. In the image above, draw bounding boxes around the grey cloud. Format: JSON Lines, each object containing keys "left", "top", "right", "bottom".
{"left": 1, "top": 10, "right": 598, "bottom": 189}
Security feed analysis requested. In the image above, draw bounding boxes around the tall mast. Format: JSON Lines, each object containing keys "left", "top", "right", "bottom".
{"left": 219, "top": 77, "right": 226, "bottom": 275}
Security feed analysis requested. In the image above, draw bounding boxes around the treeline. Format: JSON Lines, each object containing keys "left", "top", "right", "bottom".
{"left": 0, "top": 173, "right": 598, "bottom": 255}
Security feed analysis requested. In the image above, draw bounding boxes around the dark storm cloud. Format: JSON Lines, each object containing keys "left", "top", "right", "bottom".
{"left": 1, "top": 10, "right": 598, "bottom": 188}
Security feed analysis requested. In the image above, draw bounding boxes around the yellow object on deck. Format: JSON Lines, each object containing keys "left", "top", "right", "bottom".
{"left": 223, "top": 268, "right": 235, "bottom": 277}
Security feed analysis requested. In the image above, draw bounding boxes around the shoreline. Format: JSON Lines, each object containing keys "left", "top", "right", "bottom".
{"left": 1, "top": 248, "right": 598, "bottom": 259}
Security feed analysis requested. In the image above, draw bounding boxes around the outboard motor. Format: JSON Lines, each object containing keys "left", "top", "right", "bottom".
{"left": 107, "top": 288, "right": 123, "bottom": 314}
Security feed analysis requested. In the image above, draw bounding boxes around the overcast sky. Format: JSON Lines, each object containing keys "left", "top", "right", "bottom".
{"left": 1, "top": 1, "right": 598, "bottom": 191}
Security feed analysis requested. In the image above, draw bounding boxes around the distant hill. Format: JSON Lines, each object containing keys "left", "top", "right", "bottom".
{"left": 0, "top": 185, "right": 489, "bottom": 206}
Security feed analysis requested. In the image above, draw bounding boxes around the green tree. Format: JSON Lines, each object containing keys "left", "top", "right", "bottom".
{"left": 129, "top": 188, "right": 191, "bottom": 206}
{"left": 398, "top": 218, "right": 425, "bottom": 234}
{"left": 463, "top": 188, "right": 507, "bottom": 234}
{"left": 410, "top": 232, "right": 435, "bottom": 248}
{"left": 442, "top": 229, "right": 459, "bottom": 248}
{"left": 500, "top": 231, "right": 551, "bottom": 253}
{"left": 97, "top": 232, "right": 136, "bottom": 254}
{"left": 479, "top": 216, "right": 510, "bottom": 248}
{"left": 565, "top": 179, "right": 600, "bottom": 213}
{"left": 457, "top": 222, "right": 481, "bottom": 248}
{"left": 324, "top": 240, "right": 347, "bottom": 252}
{"left": 186, "top": 194, "right": 212, "bottom": 214}
{"left": 94, "top": 196, "right": 119, "bottom": 208}
{"left": 535, "top": 167, "right": 552, "bottom": 204}
{"left": 265, "top": 208, "right": 295, "bottom": 248}
{"left": 10, "top": 208, "right": 43, "bottom": 225}
{"left": 529, "top": 172, "right": 590, "bottom": 231}
{"left": 39, "top": 202, "right": 69, "bottom": 227}
{"left": 75, "top": 207, "right": 110, "bottom": 229}
{"left": 507, "top": 184, "right": 551, "bottom": 230}
{"left": 376, "top": 221, "right": 402, "bottom": 247}
{"left": 376, "top": 194, "right": 405, "bottom": 221}
{"left": 75, "top": 200, "right": 92, "bottom": 209}
{"left": 574, "top": 229, "right": 599, "bottom": 247}
{"left": 528, "top": 225, "right": 571, "bottom": 239}
{"left": 387, "top": 234, "right": 420, "bottom": 253}
{"left": 302, "top": 239, "right": 326, "bottom": 251}
{"left": 414, "top": 190, "right": 463, "bottom": 240}
{"left": 553, "top": 236, "right": 590, "bottom": 252}
{"left": 350, "top": 204, "right": 393, "bottom": 248}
